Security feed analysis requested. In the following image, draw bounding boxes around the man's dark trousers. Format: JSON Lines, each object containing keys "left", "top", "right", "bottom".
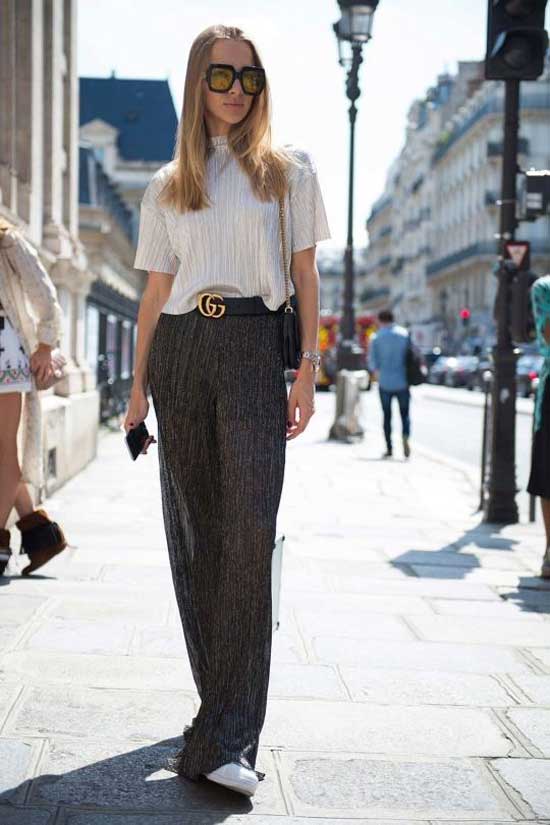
{"left": 379, "top": 387, "right": 410, "bottom": 452}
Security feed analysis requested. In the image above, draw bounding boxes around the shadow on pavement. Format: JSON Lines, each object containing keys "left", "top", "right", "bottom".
{"left": 1, "top": 736, "right": 256, "bottom": 820}
{"left": 390, "top": 520, "right": 550, "bottom": 615}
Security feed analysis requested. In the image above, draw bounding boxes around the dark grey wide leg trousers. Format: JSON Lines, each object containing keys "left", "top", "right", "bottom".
{"left": 147, "top": 308, "right": 288, "bottom": 782}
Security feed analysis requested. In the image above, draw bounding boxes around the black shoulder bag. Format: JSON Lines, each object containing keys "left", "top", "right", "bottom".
{"left": 405, "top": 339, "right": 426, "bottom": 386}
{"left": 278, "top": 197, "right": 301, "bottom": 370}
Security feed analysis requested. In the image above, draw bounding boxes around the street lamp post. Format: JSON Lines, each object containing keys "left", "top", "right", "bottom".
{"left": 329, "top": 0, "right": 380, "bottom": 442}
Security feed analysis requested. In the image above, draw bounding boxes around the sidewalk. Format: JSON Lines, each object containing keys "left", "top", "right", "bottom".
{"left": 1, "top": 391, "right": 549, "bottom": 823}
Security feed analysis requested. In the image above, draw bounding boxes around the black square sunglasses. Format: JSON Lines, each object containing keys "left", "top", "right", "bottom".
{"left": 204, "top": 63, "right": 266, "bottom": 96}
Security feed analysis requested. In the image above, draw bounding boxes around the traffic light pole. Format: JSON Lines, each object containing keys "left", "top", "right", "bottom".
{"left": 485, "top": 78, "right": 520, "bottom": 524}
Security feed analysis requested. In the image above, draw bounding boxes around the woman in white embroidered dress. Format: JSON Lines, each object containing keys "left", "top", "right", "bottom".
{"left": 0, "top": 218, "right": 68, "bottom": 577}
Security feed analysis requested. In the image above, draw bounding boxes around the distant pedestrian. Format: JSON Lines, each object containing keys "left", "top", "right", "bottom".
{"left": 527, "top": 273, "right": 550, "bottom": 578}
{"left": 124, "top": 24, "right": 329, "bottom": 797}
{"left": 0, "top": 218, "right": 68, "bottom": 577}
{"left": 368, "top": 308, "right": 411, "bottom": 459}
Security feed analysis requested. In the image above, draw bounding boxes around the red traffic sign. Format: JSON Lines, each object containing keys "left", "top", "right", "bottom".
{"left": 504, "top": 241, "right": 530, "bottom": 270}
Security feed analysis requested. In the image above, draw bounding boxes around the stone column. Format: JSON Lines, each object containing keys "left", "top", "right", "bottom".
{"left": 62, "top": 0, "right": 78, "bottom": 238}
{"left": 42, "top": 0, "right": 71, "bottom": 258}
{"left": 0, "top": 0, "right": 17, "bottom": 211}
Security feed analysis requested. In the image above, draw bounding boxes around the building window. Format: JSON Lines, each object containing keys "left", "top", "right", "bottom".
{"left": 85, "top": 304, "right": 100, "bottom": 372}
{"left": 106, "top": 313, "right": 118, "bottom": 380}
{"left": 121, "top": 320, "right": 132, "bottom": 379}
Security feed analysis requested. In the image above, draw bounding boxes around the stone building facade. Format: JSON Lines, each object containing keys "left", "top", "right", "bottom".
{"left": 363, "top": 62, "right": 550, "bottom": 351}
{"left": 0, "top": 0, "right": 98, "bottom": 498}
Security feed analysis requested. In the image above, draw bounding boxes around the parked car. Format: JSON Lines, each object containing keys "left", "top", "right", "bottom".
{"left": 444, "top": 355, "right": 479, "bottom": 388}
{"left": 419, "top": 347, "right": 446, "bottom": 370}
{"left": 517, "top": 354, "right": 544, "bottom": 398}
{"left": 467, "top": 355, "right": 493, "bottom": 391}
{"left": 428, "top": 355, "right": 455, "bottom": 385}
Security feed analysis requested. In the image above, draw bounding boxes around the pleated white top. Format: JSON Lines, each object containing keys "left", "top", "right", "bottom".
{"left": 133, "top": 136, "right": 331, "bottom": 315}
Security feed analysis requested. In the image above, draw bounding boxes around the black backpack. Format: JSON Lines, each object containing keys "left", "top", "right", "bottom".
{"left": 406, "top": 340, "right": 427, "bottom": 386}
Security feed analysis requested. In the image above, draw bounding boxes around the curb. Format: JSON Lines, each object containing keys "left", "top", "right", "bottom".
{"left": 422, "top": 388, "right": 534, "bottom": 418}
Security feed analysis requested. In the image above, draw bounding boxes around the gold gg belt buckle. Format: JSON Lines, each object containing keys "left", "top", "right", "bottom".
{"left": 197, "top": 292, "right": 226, "bottom": 318}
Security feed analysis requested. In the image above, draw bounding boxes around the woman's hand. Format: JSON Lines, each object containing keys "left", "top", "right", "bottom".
{"left": 123, "top": 385, "right": 157, "bottom": 454}
{"left": 286, "top": 364, "right": 316, "bottom": 441}
{"left": 30, "top": 343, "right": 54, "bottom": 385}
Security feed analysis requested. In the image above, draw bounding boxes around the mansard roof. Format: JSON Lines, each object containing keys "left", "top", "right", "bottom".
{"left": 80, "top": 75, "right": 178, "bottom": 163}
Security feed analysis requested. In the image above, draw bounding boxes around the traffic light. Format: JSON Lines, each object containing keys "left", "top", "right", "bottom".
{"left": 460, "top": 307, "right": 471, "bottom": 327}
{"left": 485, "top": 0, "right": 549, "bottom": 81}
{"left": 517, "top": 169, "right": 550, "bottom": 221}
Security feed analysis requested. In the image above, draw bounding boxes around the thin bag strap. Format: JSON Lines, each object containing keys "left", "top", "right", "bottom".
{"left": 278, "top": 197, "right": 293, "bottom": 312}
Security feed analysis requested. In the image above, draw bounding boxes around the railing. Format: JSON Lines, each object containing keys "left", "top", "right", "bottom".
{"left": 432, "top": 91, "right": 549, "bottom": 165}
{"left": 487, "top": 137, "right": 530, "bottom": 157}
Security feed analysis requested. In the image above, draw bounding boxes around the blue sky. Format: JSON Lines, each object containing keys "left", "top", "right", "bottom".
{"left": 78, "top": 0, "right": 508, "bottom": 248}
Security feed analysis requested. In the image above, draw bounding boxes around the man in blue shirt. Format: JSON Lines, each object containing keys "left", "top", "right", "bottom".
{"left": 368, "top": 309, "right": 411, "bottom": 458}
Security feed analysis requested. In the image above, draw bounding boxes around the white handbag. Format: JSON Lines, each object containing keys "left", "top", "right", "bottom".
{"left": 272, "top": 534, "right": 285, "bottom": 632}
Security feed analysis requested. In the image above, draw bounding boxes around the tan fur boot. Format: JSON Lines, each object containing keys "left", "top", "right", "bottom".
{"left": 0, "top": 527, "right": 12, "bottom": 576}
{"left": 16, "top": 509, "right": 67, "bottom": 576}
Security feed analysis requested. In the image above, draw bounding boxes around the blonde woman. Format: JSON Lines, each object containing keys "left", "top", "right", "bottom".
{"left": 0, "top": 219, "right": 68, "bottom": 577}
{"left": 124, "top": 24, "right": 330, "bottom": 796}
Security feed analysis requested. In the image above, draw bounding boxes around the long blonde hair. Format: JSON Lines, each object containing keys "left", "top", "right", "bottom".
{"left": 160, "top": 24, "right": 295, "bottom": 212}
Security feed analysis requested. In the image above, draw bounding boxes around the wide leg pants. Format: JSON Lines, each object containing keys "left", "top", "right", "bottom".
{"left": 147, "top": 308, "right": 288, "bottom": 781}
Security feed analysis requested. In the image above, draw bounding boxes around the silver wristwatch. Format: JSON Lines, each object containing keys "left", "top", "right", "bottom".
{"left": 300, "top": 350, "right": 322, "bottom": 372}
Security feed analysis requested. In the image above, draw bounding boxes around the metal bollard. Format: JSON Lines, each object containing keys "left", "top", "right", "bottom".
{"left": 328, "top": 370, "right": 367, "bottom": 442}
{"left": 529, "top": 384, "right": 537, "bottom": 522}
{"left": 479, "top": 370, "right": 493, "bottom": 512}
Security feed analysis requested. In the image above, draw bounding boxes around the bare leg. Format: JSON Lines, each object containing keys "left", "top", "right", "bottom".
{"left": 14, "top": 480, "right": 35, "bottom": 518}
{"left": 540, "top": 498, "right": 550, "bottom": 578}
{"left": 0, "top": 392, "right": 23, "bottom": 528}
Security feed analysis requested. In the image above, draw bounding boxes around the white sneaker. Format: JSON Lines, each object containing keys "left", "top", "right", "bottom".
{"left": 205, "top": 761, "right": 259, "bottom": 796}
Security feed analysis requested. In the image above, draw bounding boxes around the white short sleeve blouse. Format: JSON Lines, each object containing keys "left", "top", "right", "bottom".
{"left": 133, "top": 136, "right": 331, "bottom": 315}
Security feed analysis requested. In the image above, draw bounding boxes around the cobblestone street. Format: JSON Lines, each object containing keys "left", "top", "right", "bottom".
{"left": 1, "top": 390, "right": 549, "bottom": 823}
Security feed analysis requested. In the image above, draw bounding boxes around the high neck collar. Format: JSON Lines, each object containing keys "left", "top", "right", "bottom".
{"left": 208, "top": 135, "right": 229, "bottom": 149}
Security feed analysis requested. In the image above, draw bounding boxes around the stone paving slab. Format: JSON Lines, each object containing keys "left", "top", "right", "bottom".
{"left": 45, "top": 595, "right": 172, "bottom": 626}
{"left": 98, "top": 564, "right": 175, "bottom": 589}
{"left": 313, "top": 637, "right": 532, "bottom": 673}
{"left": 22, "top": 619, "right": 135, "bottom": 656}
{"left": 326, "top": 574, "right": 501, "bottom": 600}
{"left": 505, "top": 709, "right": 550, "bottom": 756}
{"left": 261, "top": 699, "right": 512, "bottom": 757}
{"left": 58, "top": 815, "right": 421, "bottom": 825}
{"left": 0, "top": 681, "right": 22, "bottom": 729}
{"left": 1, "top": 594, "right": 49, "bottom": 625}
{"left": 293, "top": 608, "right": 415, "bottom": 642}
{"left": 510, "top": 674, "right": 550, "bottom": 704}
{"left": 338, "top": 667, "right": 516, "bottom": 707}
{"left": 409, "top": 565, "right": 550, "bottom": 589}
{"left": 270, "top": 630, "right": 308, "bottom": 664}
{"left": 0, "top": 737, "right": 42, "bottom": 803}
{"left": 1, "top": 651, "right": 197, "bottom": 691}
{"left": 267, "top": 663, "right": 347, "bottom": 701}
{"left": 499, "top": 588, "right": 550, "bottom": 612}
{"left": 492, "top": 757, "right": 550, "bottom": 817}
{"left": 278, "top": 752, "right": 517, "bottom": 820}
{"left": 428, "top": 597, "right": 548, "bottom": 620}
{"left": 3, "top": 685, "right": 197, "bottom": 742}
{"left": 408, "top": 614, "right": 550, "bottom": 647}
{"left": 390, "top": 549, "right": 530, "bottom": 571}
{"left": 529, "top": 648, "right": 550, "bottom": 672}
{"left": 0, "top": 806, "right": 55, "bottom": 824}
{"left": 30, "top": 739, "right": 286, "bottom": 815}
{"left": 281, "top": 590, "right": 434, "bottom": 615}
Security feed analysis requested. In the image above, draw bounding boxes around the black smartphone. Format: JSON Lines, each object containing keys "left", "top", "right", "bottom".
{"left": 125, "top": 421, "right": 150, "bottom": 461}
